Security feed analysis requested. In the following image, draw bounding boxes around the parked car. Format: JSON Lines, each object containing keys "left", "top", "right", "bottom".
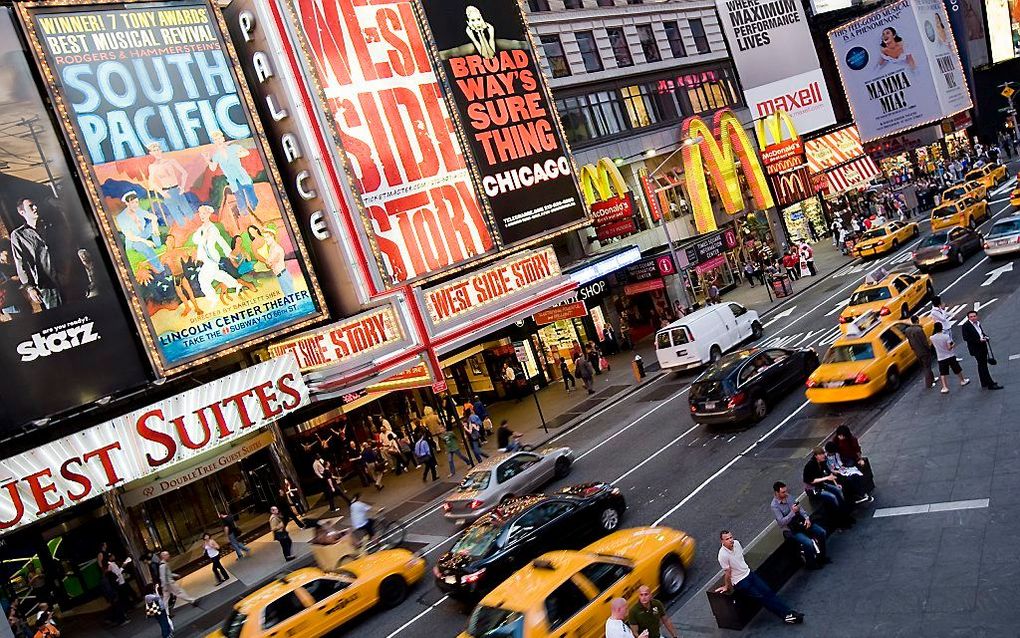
{"left": 434, "top": 483, "right": 626, "bottom": 598}
{"left": 983, "top": 214, "right": 1020, "bottom": 259}
{"left": 654, "top": 303, "right": 763, "bottom": 372}
{"left": 912, "top": 226, "right": 983, "bottom": 271}
{"left": 442, "top": 448, "right": 574, "bottom": 523}
{"left": 689, "top": 347, "right": 820, "bottom": 424}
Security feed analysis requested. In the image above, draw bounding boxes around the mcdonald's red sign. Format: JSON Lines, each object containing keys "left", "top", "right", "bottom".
{"left": 769, "top": 167, "right": 813, "bottom": 207}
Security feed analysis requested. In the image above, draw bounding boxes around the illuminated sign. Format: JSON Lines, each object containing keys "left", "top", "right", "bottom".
{"left": 773, "top": 168, "right": 814, "bottom": 207}
{"left": 534, "top": 302, "right": 587, "bottom": 326}
{"left": 579, "top": 158, "right": 636, "bottom": 241}
{"left": 423, "top": 246, "right": 561, "bottom": 326}
{"left": 755, "top": 110, "right": 810, "bottom": 205}
{"left": 805, "top": 125, "right": 866, "bottom": 173}
{"left": 681, "top": 109, "right": 774, "bottom": 234}
{"left": 579, "top": 158, "right": 628, "bottom": 207}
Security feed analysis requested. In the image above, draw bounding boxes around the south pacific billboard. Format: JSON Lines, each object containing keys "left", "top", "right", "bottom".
{"left": 17, "top": 0, "right": 325, "bottom": 375}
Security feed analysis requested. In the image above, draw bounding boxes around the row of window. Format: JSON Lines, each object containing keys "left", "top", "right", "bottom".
{"left": 555, "top": 66, "right": 742, "bottom": 146}
{"left": 529, "top": 0, "right": 645, "bottom": 9}
{"left": 540, "top": 20, "right": 711, "bottom": 78}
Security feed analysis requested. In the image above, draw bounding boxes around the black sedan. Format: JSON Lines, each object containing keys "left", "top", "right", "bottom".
{"left": 912, "top": 226, "right": 983, "bottom": 272}
{"left": 433, "top": 482, "right": 626, "bottom": 599}
{"left": 689, "top": 347, "right": 819, "bottom": 424}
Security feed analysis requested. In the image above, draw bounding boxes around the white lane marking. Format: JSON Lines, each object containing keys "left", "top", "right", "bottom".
{"left": 940, "top": 256, "right": 989, "bottom": 295}
{"left": 762, "top": 306, "right": 795, "bottom": 328}
{"left": 546, "top": 373, "right": 669, "bottom": 447}
{"left": 652, "top": 400, "right": 811, "bottom": 526}
{"left": 1010, "top": 354, "right": 1020, "bottom": 361}
{"left": 384, "top": 595, "right": 450, "bottom": 638}
{"left": 611, "top": 423, "right": 700, "bottom": 484}
{"left": 824, "top": 297, "right": 851, "bottom": 317}
{"left": 873, "top": 498, "right": 989, "bottom": 518}
{"left": 982, "top": 261, "right": 1014, "bottom": 286}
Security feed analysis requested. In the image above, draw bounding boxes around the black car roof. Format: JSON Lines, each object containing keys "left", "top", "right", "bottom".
{"left": 696, "top": 348, "right": 762, "bottom": 381}
{"left": 472, "top": 484, "right": 609, "bottom": 528}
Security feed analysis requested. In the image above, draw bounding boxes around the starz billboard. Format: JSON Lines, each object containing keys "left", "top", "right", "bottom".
{"left": 16, "top": 0, "right": 325, "bottom": 375}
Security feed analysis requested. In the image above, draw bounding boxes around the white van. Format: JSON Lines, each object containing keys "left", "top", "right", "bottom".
{"left": 654, "top": 302, "right": 763, "bottom": 371}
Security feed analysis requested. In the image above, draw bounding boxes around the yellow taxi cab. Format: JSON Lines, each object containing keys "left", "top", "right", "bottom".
{"left": 964, "top": 163, "right": 1006, "bottom": 190}
{"left": 838, "top": 269, "right": 932, "bottom": 328}
{"left": 1010, "top": 183, "right": 1020, "bottom": 207}
{"left": 851, "top": 221, "right": 919, "bottom": 258}
{"left": 458, "top": 527, "right": 695, "bottom": 638}
{"left": 807, "top": 311, "right": 934, "bottom": 403}
{"left": 206, "top": 550, "right": 426, "bottom": 638}
{"left": 940, "top": 179, "right": 986, "bottom": 204}
{"left": 930, "top": 195, "right": 989, "bottom": 232}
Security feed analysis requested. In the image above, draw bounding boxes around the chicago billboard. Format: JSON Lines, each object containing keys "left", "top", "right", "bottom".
{"left": 17, "top": 0, "right": 325, "bottom": 376}
{"left": 417, "top": 0, "right": 587, "bottom": 245}
{"left": 0, "top": 7, "right": 149, "bottom": 432}
{"left": 829, "top": 0, "right": 972, "bottom": 143}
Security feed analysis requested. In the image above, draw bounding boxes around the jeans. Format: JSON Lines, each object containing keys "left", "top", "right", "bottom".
{"left": 126, "top": 238, "right": 165, "bottom": 272}
{"left": 470, "top": 439, "right": 488, "bottom": 462}
{"left": 277, "top": 269, "right": 295, "bottom": 297}
{"left": 447, "top": 449, "right": 472, "bottom": 475}
{"left": 232, "top": 181, "right": 259, "bottom": 213}
{"left": 788, "top": 523, "right": 827, "bottom": 560}
{"left": 228, "top": 532, "right": 250, "bottom": 559}
{"left": 209, "top": 554, "right": 229, "bottom": 582}
{"left": 160, "top": 187, "right": 193, "bottom": 226}
{"left": 734, "top": 571, "right": 793, "bottom": 618}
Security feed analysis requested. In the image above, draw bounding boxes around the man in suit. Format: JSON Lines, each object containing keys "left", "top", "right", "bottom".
{"left": 961, "top": 310, "right": 1003, "bottom": 390}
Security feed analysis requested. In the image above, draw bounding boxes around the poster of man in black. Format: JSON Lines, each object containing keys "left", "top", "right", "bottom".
{"left": 0, "top": 8, "right": 148, "bottom": 433}
{"left": 418, "top": 0, "right": 587, "bottom": 245}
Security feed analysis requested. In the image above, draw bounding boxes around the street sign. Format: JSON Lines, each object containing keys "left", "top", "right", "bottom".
{"left": 1003, "top": 86, "right": 1016, "bottom": 99}
{"left": 431, "top": 380, "right": 448, "bottom": 394}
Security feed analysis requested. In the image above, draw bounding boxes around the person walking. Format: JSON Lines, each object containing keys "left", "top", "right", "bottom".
{"left": 441, "top": 423, "right": 474, "bottom": 478}
{"left": 157, "top": 551, "right": 195, "bottom": 612}
{"left": 799, "top": 242, "right": 816, "bottom": 276}
{"left": 903, "top": 316, "right": 936, "bottom": 389}
{"left": 145, "top": 584, "right": 174, "bottom": 638}
{"left": 930, "top": 295, "right": 952, "bottom": 329}
{"left": 415, "top": 431, "right": 439, "bottom": 482}
{"left": 742, "top": 261, "right": 756, "bottom": 287}
{"left": 627, "top": 585, "right": 679, "bottom": 638}
{"left": 606, "top": 598, "right": 643, "bottom": 638}
{"left": 770, "top": 482, "right": 829, "bottom": 569}
{"left": 931, "top": 322, "right": 971, "bottom": 394}
{"left": 359, "top": 442, "right": 386, "bottom": 491}
{"left": 559, "top": 356, "right": 576, "bottom": 391}
{"left": 269, "top": 506, "right": 295, "bottom": 561}
{"left": 201, "top": 534, "right": 229, "bottom": 585}
{"left": 782, "top": 251, "right": 799, "bottom": 280}
{"left": 464, "top": 409, "right": 489, "bottom": 462}
{"left": 962, "top": 310, "right": 1003, "bottom": 390}
{"left": 312, "top": 454, "right": 337, "bottom": 511}
{"left": 218, "top": 512, "right": 249, "bottom": 561}
{"left": 575, "top": 353, "right": 596, "bottom": 395}
{"left": 715, "top": 531, "right": 804, "bottom": 625}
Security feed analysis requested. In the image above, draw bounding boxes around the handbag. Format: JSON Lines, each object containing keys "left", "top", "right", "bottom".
{"left": 987, "top": 342, "right": 997, "bottom": 366}
{"left": 145, "top": 598, "right": 163, "bottom": 618}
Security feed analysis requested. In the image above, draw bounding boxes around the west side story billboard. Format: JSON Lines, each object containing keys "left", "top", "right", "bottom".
{"left": 0, "top": 7, "right": 149, "bottom": 432}
{"left": 416, "top": 0, "right": 587, "bottom": 246}
{"left": 829, "top": 0, "right": 972, "bottom": 143}
{"left": 16, "top": 0, "right": 326, "bottom": 376}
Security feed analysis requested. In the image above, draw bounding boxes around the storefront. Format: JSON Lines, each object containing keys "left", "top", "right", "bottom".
{"left": 782, "top": 198, "right": 827, "bottom": 242}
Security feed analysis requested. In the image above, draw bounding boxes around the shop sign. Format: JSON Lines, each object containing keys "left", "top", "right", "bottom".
{"left": 722, "top": 229, "right": 739, "bottom": 250}
{"left": 367, "top": 362, "right": 433, "bottom": 392}
{"left": 0, "top": 8, "right": 150, "bottom": 433}
{"left": 534, "top": 302, "right": 587, "bottom": 326}
{"left": 579, "top": 158, "right": 628, "bottom": 207}
{"left": 682, "top": 109, "right": 774, "bottom": 234}
{"left": 986, "top": 0, "right": 1019, "bottom": 63}
{"left": 120, "top": 432, "right": 273, "bottom": 507}
{"left": 626, "top": 259, "right": 661, "bottom": 282}
{"left": 684, "top": 233, "right": 728, "bottom": 265}
{"left": 695, "top": 254, "right": 728, "bottom": 275}
{"left": 0, "top": 357, "right": 307, "bottom": 533}
{"left": 417, "top": 0, "right": 587, "bottom": 246}
{"left": 656, "top": 255, "right": 677, "bottom": 276}
{"left": 770, "top": 167, "right": 815, "bottom": 207}
{"left": 16, "top": 0, "right": 326, "bottom": 376}
{"left": 423, "top": 246, "right": 561, "bottom": 326}
{"left": 756, "top": 110, "right": 808, "bottom": 178}
{"left": 268, "top": 302, "right": 408, "bottom": 374}
{"left": 624, "top": 279, "right": 664, "bottom": 295}
{"left": 590, "top": 194, "right": 637, "bottom": 241}
{"left": 559, "top": 278, "right": 608, "bottom": 307}
{"left": 828, "top": 0, "right": 972, "bottom": 144}
{"left": 805, "top": 125, "right": 866, "bottom": 173}
{"left": 431, "top": 380, "right": 449, "bottom": 394}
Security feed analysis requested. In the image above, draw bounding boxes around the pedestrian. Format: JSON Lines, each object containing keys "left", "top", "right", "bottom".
{"left": 7, "top": 599, "right": 29, "bottom": 638}
{"left": 202, "top": 533, "right": 229, "bottom": 585}
{"left": 799, "top": 242, "right": 816, "bottom": 276}
{"left": 219, "top": 511, "right": 251, "bottom": 560}
{"left": 103, "top": 555, "right": 130, "bottom": 625}
{"left": 359, "top": 442, "right": 385, "bottom": 491}
{"left": 575, "top": 353, "right": 595, "bottom": 395}
{"left": 627, "top": 584, "right": 679, "bottom": 638}
{"left": 32, "top": 604, "right": 59, "bottom": 638}
{"left": 770, "top": 482, "right": 829, "bottom": 569}
{"left": 312, "top": 453, "right": 337, "bottom": 511}
{"left": 930, "top": 295, "right": 952, "bottom": 329}
{"left": 471, "top": 395, "right": 491, "bottom": 438}
{"left": 269, "top": 506, "right": 295, "bottom": 561}
{"left": 559, "top": 356, "right": 576, "bottom": 391}
{"left": 606, "top": 598, "right": 643, "bottom": 638}
{"left": 278, "top": 487, "right": 309, "bottom": 528}
{"left": 707, "top": 282, "right": 720, "bottom": 304}
{"left": 496, "top": 419, "right": 522, "bottom": 451}
{"left": 834, "top": 425, "right": 875, "bottom": 493}
{"left": 931, "top": 321, "right": 971, "bottom": 394}
{"left": 441, "top": 423, "right": 473, "bottom": 477}
{"left": 157, "top": 551, "right": 195, "bottom": 612}
{"left": 145, "top": 584, "right": 174, "bottom": 638}
{"left": 782, "top": 251, "right": 799, "bottom": 280}
{"left": 803, "top": 448, "right": 855, "bottom": 528}
{"left": 903, "top": 316, "right": 936, "bottom": 389}
{"left": 415, "top": 431, "right": 439, "bottom": 482}
{"left": 715, "top": 531, "right": 804, "bottom": 624}
{"left": 464, "top": 412, "right": 489, "bottom": 462}
{"left": 283, "top": 477, "right": 306, "bottom": 516}
{"left": 961, "top": 310, "right": 1003, "bottom": 390}
{"left": 147, "top": 549, "right": 162, "bottom": 583}
{"left": 423, "top": 406, "right": 444, "bottom": 446}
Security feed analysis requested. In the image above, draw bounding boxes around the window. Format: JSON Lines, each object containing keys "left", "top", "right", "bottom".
{"left": 728, "top": 303, "right": 747, "bottom": 317}
{"left": 823, "top": 343, "right": 875, "bottom": 363}
{"left": 597, "top": 0, "right": 615, "bottom": 5}
{"left": 540, "top": 35, "right": 571, "bottom": 77}
{"left": 507, "top": 502, "right": 567, "bottom": 543}
{"left": 636, "top": 25, "right": 661, "bottom": 62}
{"left": 544, "top": 580, "right": 591, "bottom": 631}
{"left": 528, "top": 0, "right": 551, "bottom": 9}
{"left": 681, "top": 66, "right": 741, "bottom": 114}
{"left": 303, "top": 578, "right": 350, "bottom": 602}
{"left": 879, "top": 328, "right": 904, "bottom": 351}
{"left": 672, "top": 328, "right": 691, "bottom": 346}
{"left": 627, "top": 0, "right": 644, "bottom": 3}
{"left": 497, "top": 458, "right": 524, "bottom": 483}
{"left": 766, "top": 349, "right": 790, "bottom": 363}
{"left": 514, "top": 452, "right": 542, "bottom": 471}
{"left": 663, "top": 21, "right": 687, "bottom": 57}
{"left": 580, "top": 562, "right": 633, "bottom": 591}
{"left": 262, "top": 593, "right": 305, "bottom": 630}
{"left": 556, "top": 80, "right": 678, "bottom": 145}
{"left": 606, "top": 27, "right": 633, "bottom": 67}
{"left": 564, "top": 0, "right": 583, "bottom": 8}
{"left": 575, "top": 31, "right": 603, "bottom": 72}
{"left": 892, "top": 279, "right": 908, "bottom": 293}
{"left": 738, "top": 353, "right": 771, "bottom": 384}
{"left": 689, "top": 18, "right": 711, "bottom": 53}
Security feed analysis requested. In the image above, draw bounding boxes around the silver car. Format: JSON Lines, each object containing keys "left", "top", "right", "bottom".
{"left": 441, "top": 447, "right": 574, "bottom": 523}
{"left": 983, "top": 214, "right": 1020, "bottom": 258}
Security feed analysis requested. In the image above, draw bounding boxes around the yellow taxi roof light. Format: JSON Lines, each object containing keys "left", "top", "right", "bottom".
{"left": 863, "top": 267, "right": 889, "bottom": 286}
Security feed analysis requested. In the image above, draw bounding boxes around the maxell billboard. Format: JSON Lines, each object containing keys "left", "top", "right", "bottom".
{"left": 829, "top": 0, "right": 972, "bottom": 143}
{"left": 0, "top": 7, "right": 149, "bottom": 433}
{"left": 716, "top": 0, "right": 836, "bottom": 134}
{"left": 416, "top": 0, "right": 588, "bottom": 245}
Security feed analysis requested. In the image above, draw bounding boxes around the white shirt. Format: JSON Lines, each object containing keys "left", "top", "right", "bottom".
{"left": 967, "top": 319, "right": 986, "bottom": 340}
{"left": 718, "top": 540, "right": 751, "bottom": 586}
{"left": 312, "top": 458, "right": 325, "bottom": 479}
{"left": 350, "top": 501, "right": 372, "bottom": 530}
{"left": 930, "top": 332, "right": 955, "bottom": 362}
{"left": 605, "top": 617, "right": 635, "bottom": 638}
{"left": 930, "top": 307, "right": 952, "bottom": 329}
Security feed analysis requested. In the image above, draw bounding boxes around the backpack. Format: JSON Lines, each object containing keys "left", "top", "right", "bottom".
{"left": 414, "top": 438, "right": 430, "bottom": 459}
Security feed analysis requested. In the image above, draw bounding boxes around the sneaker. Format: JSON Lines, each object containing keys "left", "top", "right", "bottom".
{"left": 784, "top": 613, "right": 799, "bottom": 624}
{"left": 867, "top": 494, "right": 875, "bottom": 503}
{"left": 854, "top": 495, "right": 870, "bottom": 504}
{"left": 940, "top": 387, "right": 949, "bottom": 394}
{"left": 960, "top": 378, "right": 971, "bottom": 387}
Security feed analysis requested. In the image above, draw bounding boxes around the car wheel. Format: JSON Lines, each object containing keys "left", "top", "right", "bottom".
{"left": 599, "top": 507, "right": 621, "bottom": 532}
{"left": 886, "top": 367, "right": 901, "bottom": 392}
{"left": 659, "top": 555, "right": 687, "bottom": 598}
{"left": 900, "top": 304, "right": 909, "bottom": 319}
{"left": 751, "top": 396, "right": 768, "bottom": 422}
{"left": 554, "top": 456, "right": 572, "bottom": 479}
{"left": 751, "top": 321, "right": 764, "bottom": 340}
{"left": 709, "top": 345, "right": 722, "bottom": 363}
{"left": 378, "top": 575, "right": 408, "bottom": 609}
{"left": 892, "top": 239, "right": 900, "bottom": 250}
{"left": 968, "top": 218, "right": 976, "bottom": 230}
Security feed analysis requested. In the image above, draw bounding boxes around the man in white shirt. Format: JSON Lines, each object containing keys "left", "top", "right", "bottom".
{"left": 606, "top": 598, "right": 646, "bottom": 638}
{"left": 929, "top": 296, "right": 953, "bottom": 336}
{"left": 930, "top": 322, "right": 970, "bottom": 394}
{"left": 715, "top": 531, "right": 803, "bottom": 625}
{"left": 350, "top": 494, "right": 374, "bottom": 543}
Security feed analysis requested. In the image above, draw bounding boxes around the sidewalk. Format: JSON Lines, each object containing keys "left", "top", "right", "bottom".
{"left": 673, "top": 290, "right": 1020, "bottom": 636}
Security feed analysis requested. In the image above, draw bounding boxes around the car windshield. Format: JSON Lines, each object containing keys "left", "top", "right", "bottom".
{"left": 451, "top": 523, "right": 503, "bottom": 558}
{"left": 221, "top": 610, "right": 247, "bottom": 638}
{"left": 932, "top": 205, "right": 959, "bottom": 218}
{"left": 458, "top": 471, "right": 491, "bottom": 492}
{"left": 823, "top": 343, "right": 875, "bottom": 363}
{"left": 467, "top": 606, "right": 524, "bottom": 637}
{"left": 921, "top": 232, "right": 949, "bottom": 247}
{"left": 988, "top": 219, "right": 1020, "bottom": 237}
{"left": 849, "top": 286, "right": 891, "bottom": 305}
{"left": 861, "top": 228, "right": 887, "bottom": 240}
{"left": 943, "top": 186, "right": 967, "bottom": 200}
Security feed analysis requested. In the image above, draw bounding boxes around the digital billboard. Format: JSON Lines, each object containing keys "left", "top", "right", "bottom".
{"left": 17, "top": 0, "right": 325, "bottom": 375}
{"left": 986, "top": 0, "right": 1019, "bottom": 64}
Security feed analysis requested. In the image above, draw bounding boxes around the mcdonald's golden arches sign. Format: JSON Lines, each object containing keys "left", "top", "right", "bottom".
{"left": 579, "top": 158, "right": 637, "bottom": 241}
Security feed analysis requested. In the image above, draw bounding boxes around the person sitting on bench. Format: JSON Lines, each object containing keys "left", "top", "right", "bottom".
{"left": 770, "top": 481, "right": 830, "bottom": 570}
{"left": 803, "top": 447, "right": 855, "bottom": 529}
{"left": 715, "top": 530, "right": 804, "bottom": 625}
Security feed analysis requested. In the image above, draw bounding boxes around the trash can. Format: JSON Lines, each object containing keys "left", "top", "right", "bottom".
{"left": 771, "top": 276, "right": 793, "bottom": 298}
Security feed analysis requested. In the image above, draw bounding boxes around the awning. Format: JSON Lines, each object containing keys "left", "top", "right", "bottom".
{"left": 824, "top": 156, "right": 881, "bottom": 193}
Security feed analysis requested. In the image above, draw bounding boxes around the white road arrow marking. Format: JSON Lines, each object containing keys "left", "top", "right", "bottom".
{"left": 1009, "top": 354, "right": 1020, "bottom": 361}
{"left": 981, "top": 262, "right": 1014, "bottom": 287}
{"left": 825, "top": 298, "right": 851, "bottom": 317}
{"left": 762, "top": 306, "right": 796, "bottom": 328}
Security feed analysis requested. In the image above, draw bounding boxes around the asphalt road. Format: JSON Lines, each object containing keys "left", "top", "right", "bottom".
{"left": 206, "top": 177, "right": 1020, "bottom": 638}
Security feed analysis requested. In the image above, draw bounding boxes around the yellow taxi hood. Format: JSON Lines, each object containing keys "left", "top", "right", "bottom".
{"left": 841, "top": 299, "right": 886, "bottom": 318}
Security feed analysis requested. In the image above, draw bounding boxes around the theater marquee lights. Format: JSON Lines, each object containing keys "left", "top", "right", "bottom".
{"left": 681, "top": 109, "right": 774, "bottom": 234}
